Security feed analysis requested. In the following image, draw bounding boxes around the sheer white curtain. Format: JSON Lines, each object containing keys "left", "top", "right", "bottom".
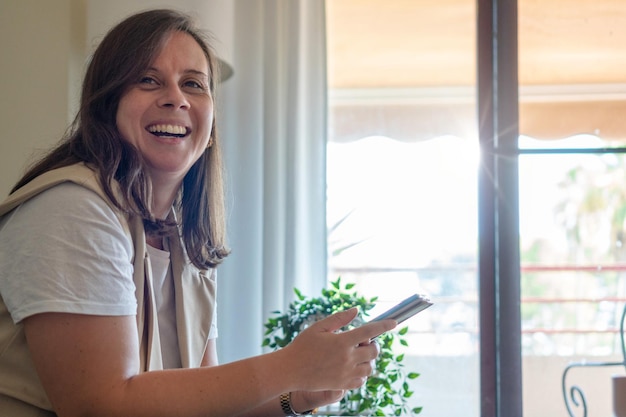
{"left": 217, "top": 0, "right": 328, "bottom": 362}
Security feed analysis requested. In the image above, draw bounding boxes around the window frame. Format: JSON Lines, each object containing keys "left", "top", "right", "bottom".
{"left": 477, "top": 0, "right": 523, "bottom": 415}
{"left": 478, "top": 1, "right": 626, "bottom": 415}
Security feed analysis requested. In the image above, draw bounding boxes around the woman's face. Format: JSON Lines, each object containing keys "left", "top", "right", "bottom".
{"left": 116, "top": 31, "right": 213, "bottom": 183}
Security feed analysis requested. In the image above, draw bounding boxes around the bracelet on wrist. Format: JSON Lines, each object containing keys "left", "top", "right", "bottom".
{"left": 279, "top": 392, "right": 318, "bottom": 416}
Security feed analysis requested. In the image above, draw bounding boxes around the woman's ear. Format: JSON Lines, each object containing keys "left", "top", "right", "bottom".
{"left": 207, "top": 123, "right": 216, "bottom": 148}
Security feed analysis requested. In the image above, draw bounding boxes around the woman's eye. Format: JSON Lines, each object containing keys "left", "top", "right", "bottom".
{"left": 184, "top": 80, "right": 205, "bottom": 90}
{"left": 139, "top": 76, "right": 157, "bottom": 85}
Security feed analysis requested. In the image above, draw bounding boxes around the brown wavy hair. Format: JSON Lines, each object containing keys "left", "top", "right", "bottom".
{"left": 11, "top": 9, "right": 230, "bottom": 268}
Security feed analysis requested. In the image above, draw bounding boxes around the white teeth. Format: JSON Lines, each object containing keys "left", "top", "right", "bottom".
{"left": 147, "top": 124, "right": 187, "bottom": 135}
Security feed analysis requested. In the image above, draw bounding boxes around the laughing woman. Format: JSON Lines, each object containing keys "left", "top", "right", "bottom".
{"left": 0, "top": 9, "right": 395, "bottom": 417}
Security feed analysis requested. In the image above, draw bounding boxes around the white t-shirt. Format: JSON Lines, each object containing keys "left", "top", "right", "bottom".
{"left": 0, "top": 182, "right": 217, "bottom": 368}
{"left": 0, "top": 183, "right": 136, "bottom": 322}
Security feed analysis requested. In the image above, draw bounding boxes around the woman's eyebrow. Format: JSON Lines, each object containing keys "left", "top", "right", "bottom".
{"left": 145, "top": 67, "right": 209, "bottom": 79}
{"left": 185, "top": 69, "right": 210, "bottom": 79}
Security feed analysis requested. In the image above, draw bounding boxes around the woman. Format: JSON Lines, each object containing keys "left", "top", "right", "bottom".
{"left": 0, "top": 9, "right": 395, "bottom": 417}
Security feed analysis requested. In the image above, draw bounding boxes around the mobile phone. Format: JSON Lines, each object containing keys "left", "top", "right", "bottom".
{"left": 370, "top": 293, "right": 433, "bottom": 325}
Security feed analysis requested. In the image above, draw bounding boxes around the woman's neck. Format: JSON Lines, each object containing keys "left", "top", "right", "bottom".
{"left": 149, "top": 172, "right": 182, "bottom": 219}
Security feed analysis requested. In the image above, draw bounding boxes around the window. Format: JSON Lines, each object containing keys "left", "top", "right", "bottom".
{"left": 518, "top": 1, "right": 626, "bottom": 415}
{"left": 326, "top": 1, "right": 479, "bottom": 415}
{"left": 326, "top": 1, "right": 626, "bottom": 416}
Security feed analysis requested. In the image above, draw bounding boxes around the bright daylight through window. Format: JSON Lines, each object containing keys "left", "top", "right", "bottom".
{"left": 325, "top": 1, "right": 626, "bottom": 416}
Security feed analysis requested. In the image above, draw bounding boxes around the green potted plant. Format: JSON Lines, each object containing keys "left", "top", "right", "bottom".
{"left": 263, "top": 278, "right": 423, "bottom": 416}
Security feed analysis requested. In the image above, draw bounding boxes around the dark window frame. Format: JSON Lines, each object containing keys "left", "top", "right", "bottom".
{"left": 477, "top": 1, "right": 523, "bottom": 415}
{"left": 478, "top": 1, "right": 626, "bottom": 416}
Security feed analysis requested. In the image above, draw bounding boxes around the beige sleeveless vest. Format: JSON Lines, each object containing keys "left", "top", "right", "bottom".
{"left": 0, "top": 164, "right": 216, "bottom": 416}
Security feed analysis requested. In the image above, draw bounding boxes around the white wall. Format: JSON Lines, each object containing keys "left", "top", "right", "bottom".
{"left": 85, "top": 0, "right": 234, "bottom": 63}
{"left": 0, "top": 0, "right": 85, "bottom": 197}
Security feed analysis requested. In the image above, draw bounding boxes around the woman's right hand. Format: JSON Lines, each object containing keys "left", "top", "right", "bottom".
{"left": 280, "top": 307, "right": 396, "bottom": 393}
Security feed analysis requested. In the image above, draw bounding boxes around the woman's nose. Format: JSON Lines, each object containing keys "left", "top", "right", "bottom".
{"left": 157, "top": 85, "right": 190, "bottom": 109}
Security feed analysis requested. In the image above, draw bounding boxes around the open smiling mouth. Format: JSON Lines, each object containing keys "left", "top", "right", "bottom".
{"left": 147, "top": 124, "right": 190, "bottom": 138}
